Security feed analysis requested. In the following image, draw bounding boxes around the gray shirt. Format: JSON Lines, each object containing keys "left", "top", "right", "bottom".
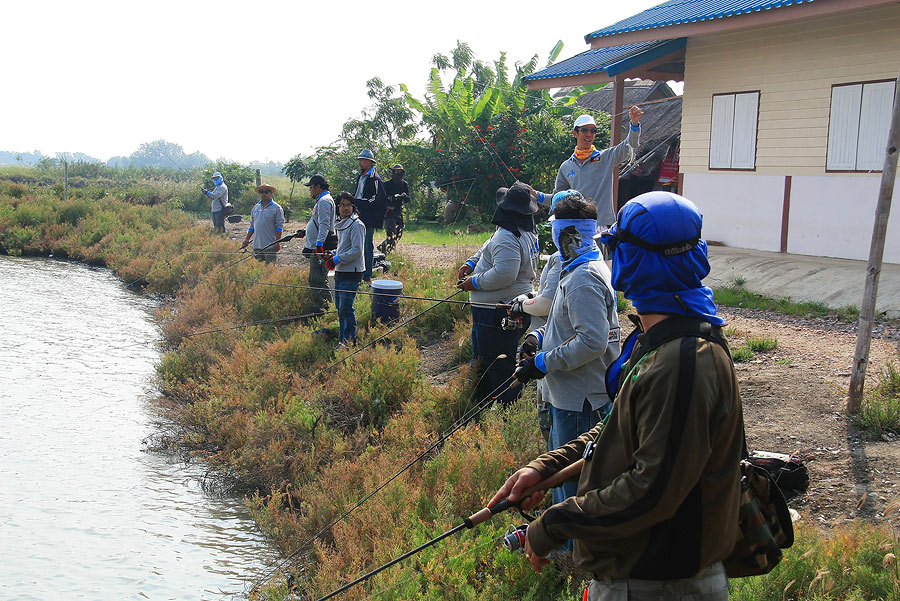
{"left": 248, "top": 199, "right": 285, "bottom": 251}
{"left": 530, "top": 252, "right": 562, "bottom": 331}
{"left": 552, "top": 125, "right": 640, "bottom": 227}
{"left": 305, "top": 192, "right": 336, "bottom": 249}
{"left": 533, "top": 258, "right": 620, "bottom": 412}
{"left": 209, "top": 183, "right": 228, "bottom": 213}
{"left": 334, "top": 214, "right": 365, "bottom": 273}
{"left": 466, "top": 227, "right": 538, "bottom": 307}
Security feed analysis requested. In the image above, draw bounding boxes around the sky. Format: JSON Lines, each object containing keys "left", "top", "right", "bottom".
{"left": 2, "top": 0, "right": 669, "bottom": 164}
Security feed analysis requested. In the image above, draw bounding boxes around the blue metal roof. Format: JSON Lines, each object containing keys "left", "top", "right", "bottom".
{"left": 586, "top": 0, "right": 816, "bottom": 41}
{"left": 523, "top": 38, "right": 686, "bottom": 83}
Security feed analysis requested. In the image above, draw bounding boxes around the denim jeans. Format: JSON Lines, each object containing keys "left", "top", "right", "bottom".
{"left": 470, "top": 306, "right": 528, "bottom": 407}
{"left": 334, "top": 278, "right": 359, "bottom": 343}
{"left": 211, "top": 211, "right": 225, "bottom": 233}
{"left": 363, "top": 226, "right": 375, "bottom": 281}
{"left": 548, "top": 400, "right": 605, "bottom": 506}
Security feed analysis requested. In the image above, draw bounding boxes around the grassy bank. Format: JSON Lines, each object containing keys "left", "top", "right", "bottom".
{"left": 2, "top": 179, "right": 898, "bottom": 600}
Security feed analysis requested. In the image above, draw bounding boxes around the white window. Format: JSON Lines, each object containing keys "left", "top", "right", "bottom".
{"left": 709, "top": 92, "right": 759, "bottom": 169}
{"left": 827, "top": 81, "right": 897, "bottom": 171}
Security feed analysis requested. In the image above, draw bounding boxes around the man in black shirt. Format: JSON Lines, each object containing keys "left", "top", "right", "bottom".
{"left": 380, "top": 164, "right": 409, "bottom": 253}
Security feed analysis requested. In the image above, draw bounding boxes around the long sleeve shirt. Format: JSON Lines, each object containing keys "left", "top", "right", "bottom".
{"left": 333, "top": 214, "right": 365, "bottom": 273}
{"left": 305, "top": 192, "right": 336, "bottom": 249}
{"left": 551, "top": 124, "right": 640, "bottom": 227}
{"left": 464, "top": 227, "right": 538, "bottom": 307}
{"left": 247, "top": 199, "right": 285, "bottom": 251}
{"left": 531, "top": 258, "right": 620, "bottom": 412}
{"left": 209, "top": 183, "right": 228, "bottom": 213}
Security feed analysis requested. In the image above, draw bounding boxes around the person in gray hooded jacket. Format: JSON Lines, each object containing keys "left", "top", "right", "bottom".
{"left": 325, "top": 192, "right": 366, "bottom": 348}
{"left": 457, "top": 182, "right": 539, "bottom": 406}
{"left": 515, "top": 191, "right": 620, "bottom": 509}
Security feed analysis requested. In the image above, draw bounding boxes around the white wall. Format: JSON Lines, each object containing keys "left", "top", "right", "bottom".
{"left": 789, "top": 175, "right": 900, "bottom": 263}
{"left": 682, "top": 173, "right": 784, "bottom": 251}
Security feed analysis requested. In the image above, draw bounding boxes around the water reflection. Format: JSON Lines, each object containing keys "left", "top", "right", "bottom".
{"left": 0, "top": 257, "right": 273, "bottom": 600}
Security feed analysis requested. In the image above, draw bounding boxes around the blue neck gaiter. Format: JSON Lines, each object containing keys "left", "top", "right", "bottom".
{"left": 552, "top": 218, "right": 601, "bottom": 272}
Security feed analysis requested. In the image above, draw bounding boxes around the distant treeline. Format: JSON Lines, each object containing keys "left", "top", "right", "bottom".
{"left": 0, "top": 140, "right": 283, "bottom": 175}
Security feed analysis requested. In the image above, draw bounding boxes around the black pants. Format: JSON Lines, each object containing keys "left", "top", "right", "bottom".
{"left": 470, "top": 306, "right": 529, "bottom": 407}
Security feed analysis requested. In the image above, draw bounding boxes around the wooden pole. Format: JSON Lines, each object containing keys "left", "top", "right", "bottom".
{"left": 612, "top": 75, "right": 625, "bottom": 212}
{"left": 255, "top": 168, "right": 261, "bottom": 187}
{"left": 64, "top": 159, "right": 68, "bottom": 201}
{"left": 847, "top": 71, "right": 900, "bottom": 413}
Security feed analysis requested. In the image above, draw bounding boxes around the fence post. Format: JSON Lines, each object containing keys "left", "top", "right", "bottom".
{"left": 847, "top": 71, "right": 900, "bottom": 413}
{"left": 255, "top": 169, "right": 261, "bottom": 187}
{"left": 64, "top": 159, "right": 69, "bottom": 201}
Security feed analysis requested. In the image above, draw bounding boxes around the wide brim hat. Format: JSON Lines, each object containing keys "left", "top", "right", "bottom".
{"left": 495, "top": 181, "right": 538, "bottom": 215}
{"left": 256, "top": 184, "right": 277, "bottom": 194}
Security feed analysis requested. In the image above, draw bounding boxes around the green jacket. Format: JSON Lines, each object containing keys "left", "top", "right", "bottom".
{"left": 526, "top": 316, "right": 744, "bottom": 579}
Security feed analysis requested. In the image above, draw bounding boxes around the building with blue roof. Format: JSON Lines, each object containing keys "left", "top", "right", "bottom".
{"left": 525, "top": 0, "right": 899, "bottom": 263}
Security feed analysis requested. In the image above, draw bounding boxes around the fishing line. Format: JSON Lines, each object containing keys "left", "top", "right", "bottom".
{"left": 305, "top": 289, "right": 464, "bottom": 382}
{"left": 182, "top": 311, "right": 339, "bottom": 338}
{"left": 248, "top": 373, "right": 517, "bottom": 594}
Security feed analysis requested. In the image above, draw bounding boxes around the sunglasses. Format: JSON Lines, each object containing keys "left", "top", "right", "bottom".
{"left": 578, "top": 128, "right": 598, "bottom": 134}
{"left": 259, "top": 190, "right": 273, "bottom": 194}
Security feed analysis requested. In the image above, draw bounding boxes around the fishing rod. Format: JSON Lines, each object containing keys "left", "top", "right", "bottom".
{"left": 310, "top": 458, "right": 586, "bottom": 601}
{"left": 249, "top": 371, "right": 518, "bottom": 594}
{"left": 182, "top": 310, "right": 338, "bottom": 338}
{"left": 212, "top": 277, "right": 509, "bottom": 309}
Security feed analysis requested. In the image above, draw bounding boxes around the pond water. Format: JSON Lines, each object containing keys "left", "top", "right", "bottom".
{"left": 0, "top": 256, "right": 274, "bottom": 600}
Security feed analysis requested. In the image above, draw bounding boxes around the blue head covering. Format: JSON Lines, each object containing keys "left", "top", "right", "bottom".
{"left": 212, "top": 171, "right": 223, "bottom": 185}
{"left": 600, "top": 191, "right": 724, "bottom": 325}
{"left": 549, "top": 190, "right": 600, "bottom": 272}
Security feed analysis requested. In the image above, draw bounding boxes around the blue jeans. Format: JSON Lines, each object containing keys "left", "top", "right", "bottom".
{"left": 548, "top": 400, "right": 606, "bottom": 506}
{"left": 363, "top": 226, "right": 375, "bottom": 281}
{"left": 470, "top": 306, "right": 528, "bottom": 406}
{"left": 334, "top": 278, "right": 359, "bottom": 343}
{"left": 211, "top": 211, "right": 225, "bottom": 233}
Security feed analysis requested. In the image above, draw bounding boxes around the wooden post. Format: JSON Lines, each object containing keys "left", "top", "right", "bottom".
{"left": 847, "top": 71, "right": 900, "bottom": 413}
{"left": 612, "top": 75, "right": 625, "bottom": 212}
{"left": 63, "top": 159, "right": 68, "bottom": 201}
{"left": 255, "top": 169, "right": 261, "bottom": 187}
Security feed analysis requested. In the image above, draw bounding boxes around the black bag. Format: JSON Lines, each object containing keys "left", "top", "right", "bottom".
{"left": 323, "top": 232, "right": 338, "bottom": 251}
{"left": 223, "top": 202, "right": 235, "bottom": 217}
{"left": 748, "top": 451, "right": 809, "bottom": 500}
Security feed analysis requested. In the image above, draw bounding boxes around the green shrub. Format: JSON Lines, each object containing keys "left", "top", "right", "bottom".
{"left": 733, "top": 346, "right": 755, "bottom": 363}
{"left": 856, "top": 364, "right": 900, "bottom": 438}
{"left": 746, "top": 335, "right": 778, "bottom": 353}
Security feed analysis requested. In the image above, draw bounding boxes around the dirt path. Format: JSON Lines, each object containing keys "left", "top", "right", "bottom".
{"left": 210, "top": 218, "right": 900, "bottom": 529}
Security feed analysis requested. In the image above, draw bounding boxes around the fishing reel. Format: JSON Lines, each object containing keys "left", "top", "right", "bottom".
{"left": 502, "top": 524, "right": 529, "bottom": 553}
{"left": 501, "top": 313, "right": 524, "bottom": 331}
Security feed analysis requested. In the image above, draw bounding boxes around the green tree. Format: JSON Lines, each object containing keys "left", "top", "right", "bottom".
{"left": 282, "top": 155, "right": 309, "bottom": 204}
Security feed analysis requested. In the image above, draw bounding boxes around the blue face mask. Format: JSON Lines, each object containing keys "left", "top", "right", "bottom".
{"left": 551, "top": 218, "right": 601, "bottom": 271}
{"left": 212, "top": 177, "right": 223, "bottom": 186}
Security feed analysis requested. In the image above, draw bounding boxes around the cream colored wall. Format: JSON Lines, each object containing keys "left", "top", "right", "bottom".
{"left": 680, "top": 4, "right": 900, "bottom": 175}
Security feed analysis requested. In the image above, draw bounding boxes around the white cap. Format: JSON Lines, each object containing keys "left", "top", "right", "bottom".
{"left": 573, "top": 114, "right": 596, "bottom": 128}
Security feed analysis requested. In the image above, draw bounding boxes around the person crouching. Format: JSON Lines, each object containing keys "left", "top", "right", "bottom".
{"left": 326, "top": 192, "right": 366, "bottom": 349}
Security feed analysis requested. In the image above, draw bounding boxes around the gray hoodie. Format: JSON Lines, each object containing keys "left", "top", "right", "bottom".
{"left": 333, "top": 213, "right": 365, "bottom": 274}
{"left": 532, "top": 258, "right": 620, "bottom": 412}
{"left": 466, "top": 227, "right": 538, "bottom": 307}
{"left": 305, "top": 192, "right": 336, "bottom": 249}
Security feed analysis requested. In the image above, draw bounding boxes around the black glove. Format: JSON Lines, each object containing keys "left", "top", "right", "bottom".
{"left": 519, "top": 335, "right": 538, "bottom": 361}
{"left": 515, "top": 356, "right": 546, "bottom": 383}
{"left": 297, "top": 228, "right": 306, "bottom": 238}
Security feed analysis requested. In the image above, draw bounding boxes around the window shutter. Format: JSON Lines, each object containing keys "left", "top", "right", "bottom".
{"left": 827, "top": 84, "right": 862, "bottom": 170}
{"left": 856, "top": 81, "right": 896, "bottom": 171}
{"left": 710, "top": 94, "right": 735, "bottom": 168}
{"left": 731, "top": 92, "right": 759, "bottom": 169}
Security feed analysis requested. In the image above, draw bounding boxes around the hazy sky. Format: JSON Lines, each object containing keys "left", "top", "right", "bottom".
{"left": 3, "top": 0, "right": 668, "bottom": 164}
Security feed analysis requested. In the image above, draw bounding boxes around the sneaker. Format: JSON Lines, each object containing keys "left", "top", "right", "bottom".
{"left": 335, "top": 341, "right": 350, "bottom": 351}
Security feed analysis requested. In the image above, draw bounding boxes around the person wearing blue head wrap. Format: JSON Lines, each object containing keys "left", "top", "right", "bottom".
{"left": 489, "top": 191, "right": 745, "bottom": 600}
{"left": 203, "top": 172, "right": 228, "bottom": 234}
{"left": 601, "top": 191, "right": 724, "bottom": 326}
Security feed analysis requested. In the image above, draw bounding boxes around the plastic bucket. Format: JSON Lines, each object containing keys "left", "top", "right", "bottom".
{"left": 371, "top": 279, "right": 403, "bottom": 323}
